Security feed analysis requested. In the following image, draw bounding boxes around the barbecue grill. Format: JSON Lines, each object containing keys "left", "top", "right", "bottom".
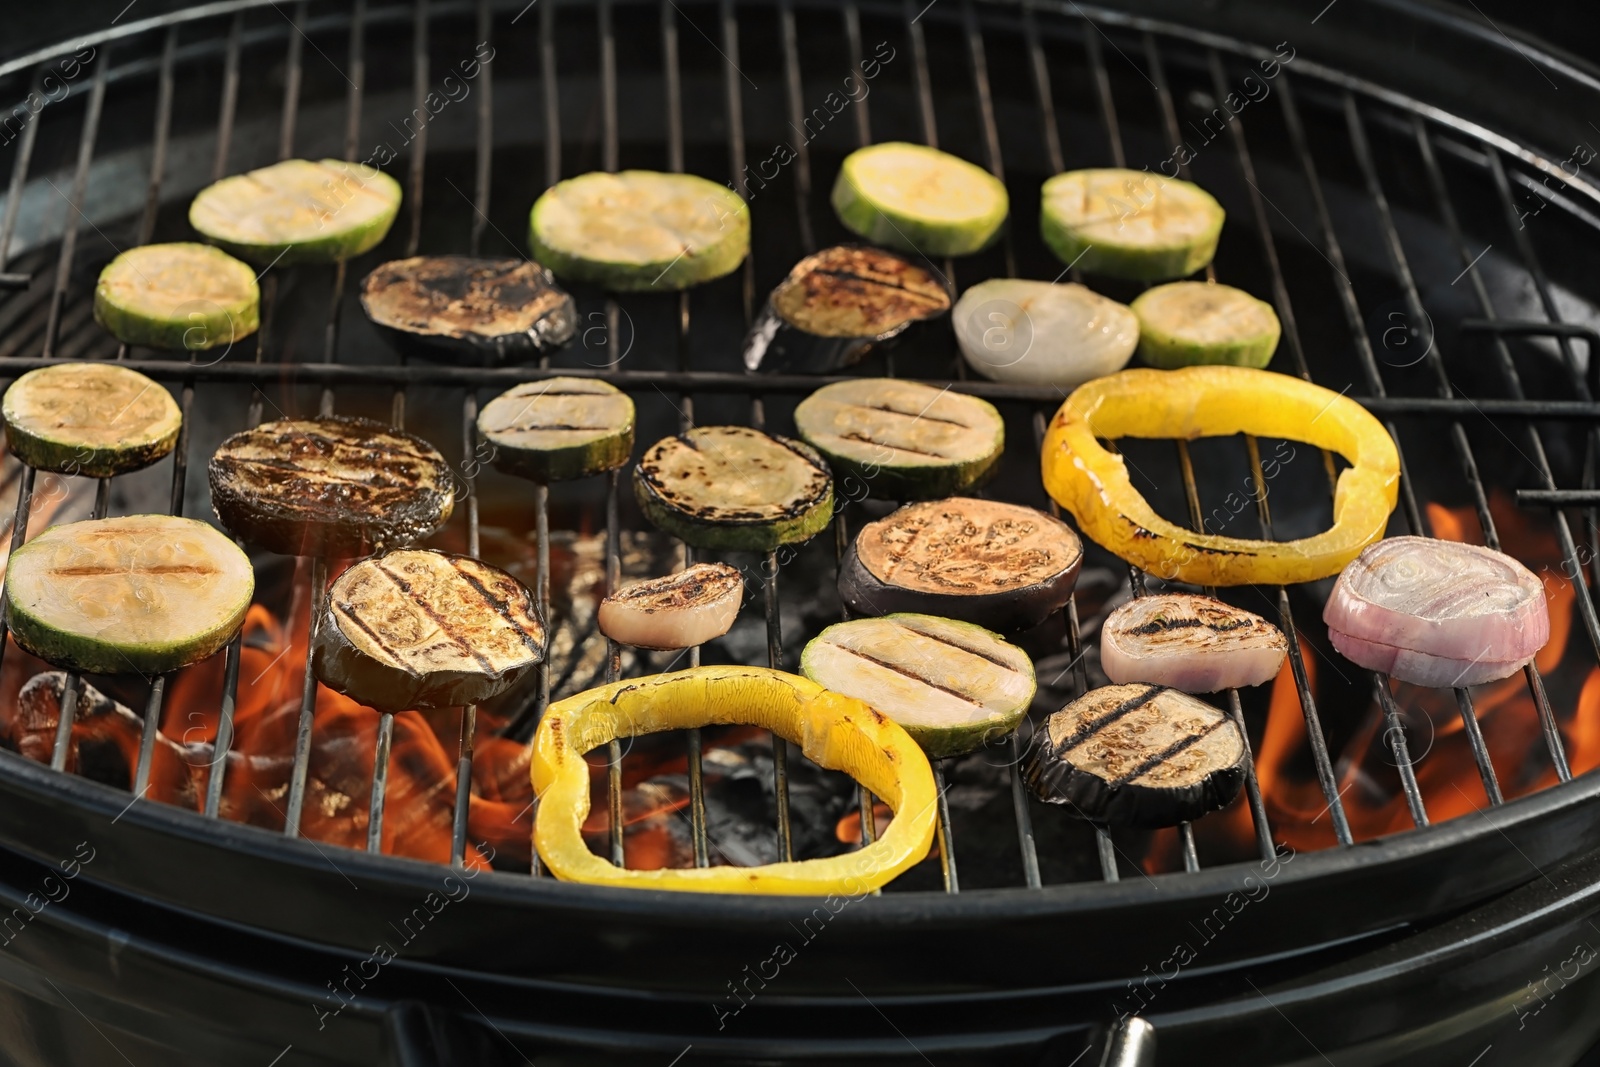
{"left": 1, "top": 0, "right": 1600, "bottom": 1063}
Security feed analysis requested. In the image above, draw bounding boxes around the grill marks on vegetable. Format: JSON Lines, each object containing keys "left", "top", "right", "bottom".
{"left": 209, "top": 416, "right": 454, "bottom": 557}
{"left": 477, "top": 378, "right": 635, "bottom": 483}
{"left": 1101, "top": 593, "right": 1288, "bottom": 693}
{"left": 361, "top": 256, "right": 576, "bottom": 362}
{"left": 3, "top": 364, "right": 181, "bottom": 477}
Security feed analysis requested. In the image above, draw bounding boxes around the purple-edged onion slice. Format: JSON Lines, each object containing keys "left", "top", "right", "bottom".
{"left": 1101, "top": 593, "right": 1287, "bottom": 693}
{"left": 1322, "top": 536, "right": 1549, "bottom": 688}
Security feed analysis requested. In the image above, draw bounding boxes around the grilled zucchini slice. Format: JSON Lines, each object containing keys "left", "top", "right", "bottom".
{"left": 361, "top": 255, "right": 577, "bottom": 364}
{"left": 1040, "top": 169, "right": 1224, "bottom": 281}
{"left": 529, "top": 170, "right": 750, "bottom": 291}
{"left": 742, "top": 245, "right": 951, "bottom": 374}
{"left": 831, "top": 142, "right": 1009, "bottom": 257}
{"left": 838, "top": 497, "right": 1082, "bottom": 632}
{"left": 5, "top": 515, "right": 253, "bottom": 676}
{"left": 1024, "top": 683, "right": 1246, "bottom": 828}
{"left": 634, "top": 426, "right": 833, "bottom": 552}
{"left": 189, "top": 159, "right": 402, "bottom": 267}
{"left": 953, "top": 278, "right": 1138, "bottom": 388}
{"left": 793, "top": 378, "right": 1003, "bottom": 500}
{"left": 1131, "top": 281, "right": 1281, "bottom": 368}
{"left": 477, "top": 378, "right": 635, "bottom": 483}
{"left": 93, "top": 243, "right": 260, "bottom": 352}
{"left": 801, "top": 613, "right": 1035, "bottom": 759}
{"left": 598, "top": 562, "right": 744, "bottom": 650}
{"left": 208, "top": 416, "right": 454, "bottom": 557}
{"left": 3, "top": 364, "right": 180, "bottom": 477}
{"left": 313, "top": 549, "right": 544, "bottom": 712}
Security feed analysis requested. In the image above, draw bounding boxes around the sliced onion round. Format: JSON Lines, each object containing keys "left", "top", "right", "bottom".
{"left": 1101, "top": 593, "right": 1286, "bottom": 692}
{"left": 953, "top": 279, "right": 1137, "bottom": 388}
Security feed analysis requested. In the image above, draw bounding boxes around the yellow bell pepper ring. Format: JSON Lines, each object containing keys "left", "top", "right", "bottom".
{"left": 1040, "top": 366, "right": 1400, "bottom": 587}
{"left": 531, "top": 665, "right": 938, "bottom": 894}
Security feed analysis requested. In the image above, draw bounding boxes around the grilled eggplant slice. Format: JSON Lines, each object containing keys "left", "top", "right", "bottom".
{"left": 1024, "top": 683, "right": 1246, "bottom": 827}
{"left": 832, "top": 142, "right": 1009, "bottom": 257}
{"left": 1131, "top": 282, "right": 1281, "bottom": 369}
{"left": 360, "top": 255, "right": 576, "bottom": 364}
{"left": 189, "top": 159, "right": 402, "bottom": 267}
{"left": 742, "top": 245, "right": 951, "bottom": 374}
{"left": 5, "top": 515, "right": 253, "bottom": 676}
{"left": 598, "top": 562, "right": 744, "bottom": 650}
{"left": 313, "top": 549, "right": 544, "bottom": 712}
{"left": 3, "top": 364, "right": 180, "bottom": 477}
{"left": 1040, "top": 169, "right": 1224, "bottom": 281}
{"left": 209, "top": 416, "right": 454, "bottom": 557}
{"left": 801, "top": 613, "right": 1035, "bottom": 759}
{"left": 839, "top": 497, "right": 1082, "bottom": 632}
{"left": 793, "top": 379, "right": 1003, "bottom": 500}
{"left": 1101, "top": 593, "right": 1288, "bottom": 692}
{"left": 529, "top": 170, "right": 750, "bottom": 291}
{"left": 634, "top": 426, "right": 833, "bottom": 552}
{"left": 94, "top": 243, "right": 260, "bottom": 352}
{"left": 477, "top": 378, "right": 635, "bottom": 483}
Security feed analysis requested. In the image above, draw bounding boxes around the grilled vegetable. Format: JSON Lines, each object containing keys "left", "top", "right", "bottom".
{"left": 93, "top": 243, "right": 260, "bottom": 352}
{"left": 477, "top": 378, "right": 635, "bottom": 483}
{"left": 801, "top": 613, "right": 1035, "bottom": 758}
{"left": 1323, "top": 536, "right": 1549, "bottom": 687}
{"left": 360, "top": 255, "right": 576, "bottom": 364}
{"left": 189, "top": 159, "right": 402, "bottom": 267}
{"left": 598, "top": 562, "right": 743, "bottom": 650}
{"left": 953, "top": 278, "right": 1138, "bottom": 388}
{"left": 209, "top": 416, "right": 454, "bottom": 557}
{"left": 1040, "top": 169, "right": 1224, "bottom": 281}
{"left": 634, "top": 426, "right": 833, "bottom": 552}
{"left": 529, "top": 170, "right": 750, "bottom": 291}
{"left": 742, "top": 245, "right": 951, "bottom": 374}
{"left": 1131, "top": 282, "right": 1280, "bottom": 369}
{"left": 1102, "top": 594, "right": 1287, "bottom": 692}
{"left": 839, "top": 497, "right": 1082, "bottom": 632}
{"left": 831, "top": 142, "right": 1009, "bottom": 257}
{"left": 5, "top": 515, "right": 253, "bottom": 676}
{"left": 2, "top": 364, "right": 180, "bottom": 477}
{"left": 532, "top": 666, "right": 936, "bottom": 893}
{"left": 313, "top": 549, "right": 543, "bottom": 712}
{"left": 1024, "top": 683, "right": 1246, "bottom": 828}
{"left": 793, "top": 379, "right": 1002, "bottom": 501}
{"left": 1042, "top": 367, "right": 1400, "bottom": 586}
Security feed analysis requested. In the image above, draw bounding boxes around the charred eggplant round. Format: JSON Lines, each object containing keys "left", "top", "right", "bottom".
{"left": 477, "top": 378, "right": 635, "bottom": 483}
{"left": 360, "top": 255, "right": 577, "bottom": 364}
{"left": 209, "top": 416, "right": 454, "bottom": 557}
{"left": 598, "top": 562, "right": 744, "bottom": 650}
{"left": 801, "top": 613, "right": 1035, "bottom": 759}
{"left": 633, "top": 426, "right": 833, "bottom": 552}
{"left": 313, "top": 549, "right": 544, "bottom": 712}
{"left": 1024, "top": 683, "right": 1246, "bottom": 828}
{"left": 742, "top": 245, "right": 951, "bottom": 374}
{"left": 5, "top": 515, "right": 254, "bottom": 676}
{"left": 793, "top": 378, "right": 1002, "bottom": 501}
{"left": 838, "top": 497, "right": 1082, "bottom": 632}
{"left": 3, "top": 364, "right": 181, "bottom": 477}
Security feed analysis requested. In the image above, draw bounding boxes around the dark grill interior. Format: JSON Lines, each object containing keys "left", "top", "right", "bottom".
{"left": 1, "top": 0, "right": 1600, "bottom": 934}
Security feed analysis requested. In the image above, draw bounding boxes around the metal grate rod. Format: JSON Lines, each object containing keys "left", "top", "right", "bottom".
{"left": 41, "top": 48, "right": 109, "bottom": 359}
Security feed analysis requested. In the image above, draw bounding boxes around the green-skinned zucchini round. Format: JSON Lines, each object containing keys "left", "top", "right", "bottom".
{"left": 313, "top": 549, "right": 544, "bottom": 712}
{"left": 189, "top": 159, "right": 402, "bottom": 267}
{"left": 793, "top": 378, "right": 1002, "bottom": 500}
{"left": 5, "top": 515, "right": 253, "bottom": 675}
{"left": 93, "top": 243, "right": 260, "bottom": 352}
{"left": 831, "top": 142, "right": 1009, "bottom": 257}
{"left": 742, "top": 245, "right": 951, "bottom": 374}
{"left": 360, "top": 255, "right": 577, "bottom": 365}
{"left": 208, "top": 416, "right": 454, "bottom": 558}
{"left": 477, "top": 378, "right": 635, "bottom": 483}
{"left": 1040, "top": 169, "right": 1224, "bottom": 281}
{"left": 839, "top": 497, "right": 1082, "bottom": 632}
{"left": 3, "top": 364, "right": 180, "bottom": 477}
{"left": 801, "top": 613, "right": 1035, "bottom": 759}
{"left": 1131, "top": 281, "right": 1281, "bottom": 368}
{"left": 529, "top": 170, "right": 750, "bottom": 291}
{"left": 633, "top": 426, "right": 833, "bottom": 552}
{"left": 1023, "top": 683, "right": 1246, "bottom": 828}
